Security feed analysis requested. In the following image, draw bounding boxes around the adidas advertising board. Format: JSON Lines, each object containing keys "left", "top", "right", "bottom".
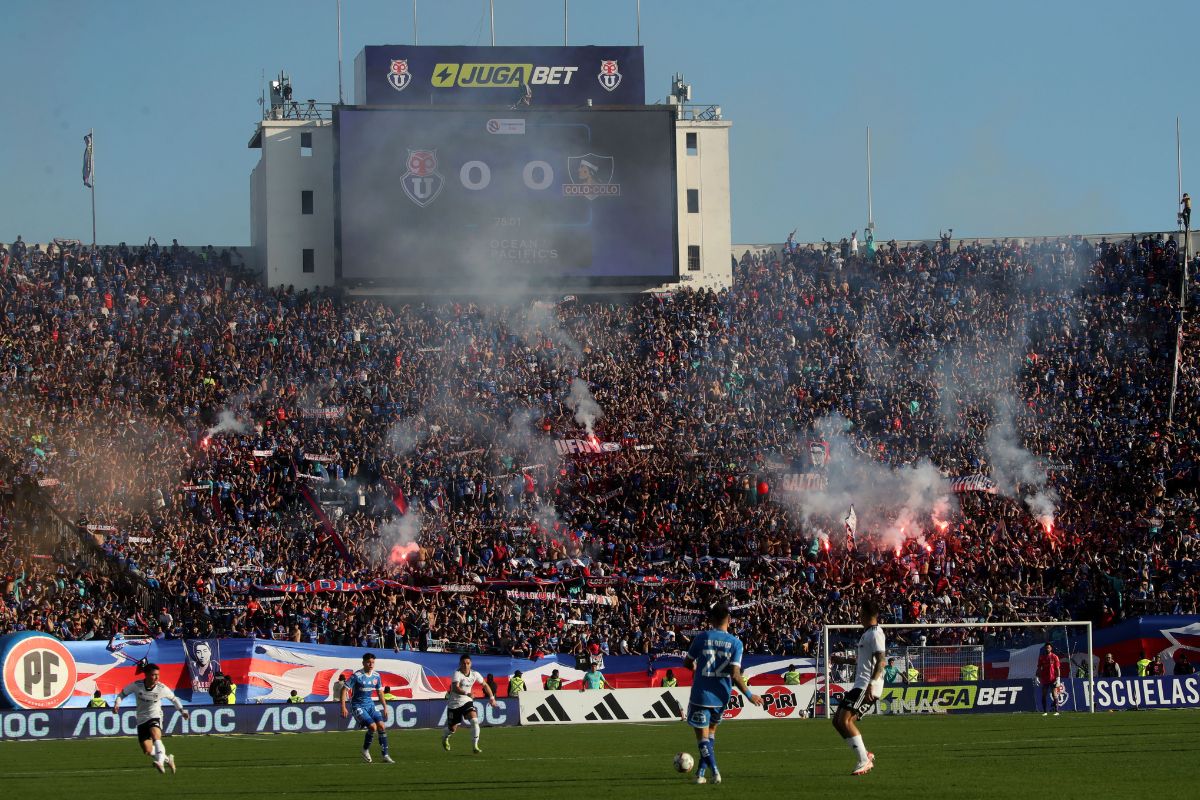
{"left": 520, "top": 686, "right": 817, "bottom": 726}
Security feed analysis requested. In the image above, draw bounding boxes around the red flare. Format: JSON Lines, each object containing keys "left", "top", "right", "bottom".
{"left": 389, "top": 542, "right": 419, "bottom": 565}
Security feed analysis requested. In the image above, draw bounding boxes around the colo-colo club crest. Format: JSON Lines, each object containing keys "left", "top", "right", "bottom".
{"left": 598, "top": 60, "right": 622, "bottom": 92}
{"left": 388, "top": 59, "right": 412, "bottom": 92}
{"left": 401, "top": 149, "right": 444, "bottom": 207}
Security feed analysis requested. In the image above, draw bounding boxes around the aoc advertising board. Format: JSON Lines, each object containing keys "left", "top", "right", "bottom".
{"left": 335, "top": 107, "right": 678, "bottom": 286}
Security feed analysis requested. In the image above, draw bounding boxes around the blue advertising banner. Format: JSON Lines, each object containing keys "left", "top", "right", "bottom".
{"left": 354, "top": 46, "right": 645, "bottom": 107}
{"left": 1081, "top": 675, "right": 1200, "bottom": 711}
{"left": 0, "top": 699, "right": 519, "bottom": 741}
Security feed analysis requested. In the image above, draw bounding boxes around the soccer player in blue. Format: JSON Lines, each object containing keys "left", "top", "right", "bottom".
{"left": 682, "top": 604, "right": 763, "bottom": 784}
{"left": 340, "top": 652, "right": 393, "bottom": 764}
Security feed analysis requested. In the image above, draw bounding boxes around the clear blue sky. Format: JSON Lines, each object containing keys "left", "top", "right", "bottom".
{"left": 2, "top": 0, "right": 1196, "bottom": 246}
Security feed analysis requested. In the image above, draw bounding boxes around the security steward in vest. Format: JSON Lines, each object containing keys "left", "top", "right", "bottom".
{"left": 508, "top": 671, "right": 527, "bottom": 695}
{"left": 87, "top": 690, "right": 109, "bottom": 708}
{"left": 782, "top": 665, "right": 802, "bottom": 685}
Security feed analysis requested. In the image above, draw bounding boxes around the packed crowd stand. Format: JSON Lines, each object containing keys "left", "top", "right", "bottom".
{"left": 1, "top": 232, "right": 1198, "bottom": 663}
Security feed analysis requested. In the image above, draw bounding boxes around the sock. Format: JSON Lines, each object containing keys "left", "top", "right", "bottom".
{"left": 698, "top": 738, "right": 714, "bottom": 775}
{"left": 709, "top": 737, "right": 719, "bottom": 774}
{"left": 444, "top": 728, "right": 453, "bottom": 740}
{"left": 152, "top": 740, "right": 166, "bottom": 762}
{"left": 471, "top": 719, "right": 480, "bottom": 744}
{"left": 379, "top": 732, "right": 389, "bottom": 757}
{"left": 364, "top": 730, "right": 374, "bottom": 751}
{"left": 846, "top": 734, "right": 868, "bottom": 762}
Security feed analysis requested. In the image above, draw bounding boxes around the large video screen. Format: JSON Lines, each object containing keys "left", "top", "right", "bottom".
{"left": 336, "top": 108, "right": 677, "bottom": 286}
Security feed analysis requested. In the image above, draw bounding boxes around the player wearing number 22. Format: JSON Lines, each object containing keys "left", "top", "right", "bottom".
{"left": 682, "top": 604, "right": 764, "bottom": 785}
{"left": 831, "top": 598, "right": 886, "bottom": 776}
{"left": 114, "top": 662, "right": 188, "bottom": 774}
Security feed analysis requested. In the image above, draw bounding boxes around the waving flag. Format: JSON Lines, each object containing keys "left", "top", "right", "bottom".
{"left": 82, "top": 133, "right": 95, "bottom": 188}
{"left": 844, "top": 505, "right": 857, "bottom": 548}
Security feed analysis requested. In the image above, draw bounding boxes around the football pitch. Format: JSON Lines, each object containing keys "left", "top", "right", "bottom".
{"left": 2, "top": 711, "right": 1196, "bottom": 799}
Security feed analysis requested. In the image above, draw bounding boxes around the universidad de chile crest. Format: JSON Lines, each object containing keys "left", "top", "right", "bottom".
{"left": 401, "top": 150, "right": 444, "bottom": 207}
{"left": 598, "top": 60, "right": 622, "bottom": 92}
{"left": 388, "top": 59, "right": 412, "bottom": 92}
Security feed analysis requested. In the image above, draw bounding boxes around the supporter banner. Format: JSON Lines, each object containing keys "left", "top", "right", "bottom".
{"left": 505, "top": 590, "right": 616, "bottom": 606}
{"left": 778, "top": 473, "right": 828, "bottom": 494}
{"left": 555, "top": 439, "right": 621, "bottom": 456}
{"left": 950, "top": 474, "right": 998, "bottom": 493}
{"left": 37, "top": 478, "right": 60, "bottom": 487}
{"left": 355, "top": 45, "right": 645, "bottom": 107}
{"left": 252, "top": 449, "right": 275, "bottom": 458}
{"left": 0, "top": 699, "right": 519, "bottom": 741}
{"left": 299, "top": 406, "right": 345, "bottom": 419}
{"left": 84, "top": 524, "right": 117, "bottom": 533}
{"left": 520, "top": 685, "right": 814, "bottom": 726}
{"left": 2, "top": 636, "right": 813, "bottom": 710}
{"left": 303, "top": 453, "right": 335, "bottom": 462}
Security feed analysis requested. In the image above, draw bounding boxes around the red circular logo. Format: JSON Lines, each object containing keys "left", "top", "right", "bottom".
{"left": 762, "top": 685, "right": 798, "bottom": 718}
{"left": 1, "top": 635, "right": 78, "bottom": 709}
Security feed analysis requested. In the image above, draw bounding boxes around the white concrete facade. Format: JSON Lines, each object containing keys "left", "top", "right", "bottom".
{"left": 674, "top": 118, "right": 733, "bottom": 292}
{"left": 249, "top": 119, "right": 336, "bottom": 291}
{"left": 250, "top": 110, "right": 733, "bottom": 293}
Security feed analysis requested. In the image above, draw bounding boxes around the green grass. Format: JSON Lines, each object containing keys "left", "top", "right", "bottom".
{"left": 1, "top": 712, "right": 1197, "bottom": 799}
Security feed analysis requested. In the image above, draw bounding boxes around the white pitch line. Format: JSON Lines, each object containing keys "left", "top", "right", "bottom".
{"left": 1, "top": 728, "right": 1196, "bottom": 781}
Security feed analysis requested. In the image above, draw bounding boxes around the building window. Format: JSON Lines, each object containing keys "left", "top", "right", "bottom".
{"left": 687, "top": 189, "right": 699, "bottom": 214}
{"left": 687, "top": 245, "right": 701, "bottom": 271}
{"left": 300, "top": 131, "right": 313, "bottom": 157}
{"left": 302, "top": 248, "right": 315, "bottom": 273}
{"left": 301, "top": 190, "right": 314, "bottom": 215}
{"left": 686, "top": 132, "right": 698, "bottom": 155}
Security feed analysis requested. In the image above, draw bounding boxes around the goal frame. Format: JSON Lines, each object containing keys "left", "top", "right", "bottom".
{"left": 820, "top": 621, "right": 1095, "bottom": 716}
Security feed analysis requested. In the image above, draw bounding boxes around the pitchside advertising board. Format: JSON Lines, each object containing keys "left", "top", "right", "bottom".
{"left": 335, "top": 107, "right": 678, "bottom": 286}
{"left": 520, "top": 686, "right": 816, "bottom": 726}
{"left": 0, "top": 700, "right": 519, "bottom": 742}
{"left": 354, "top": 45, "right": 645, "bottom": 107}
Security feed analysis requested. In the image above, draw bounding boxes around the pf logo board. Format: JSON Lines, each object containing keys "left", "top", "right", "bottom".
{"left": 0, "top": 632, "right": 78, "bottom": 709}
{"left": 401, "top": 149, "right": 445, "bottom": 207}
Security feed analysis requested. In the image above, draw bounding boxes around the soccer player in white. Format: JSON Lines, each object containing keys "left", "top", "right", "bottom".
{"left": 442, "top": 654, "right": 497, "bottom": 754}
{"left": 114, "top": 662, "right": 189, "bottom": 774}
{"left": 831, "top": 598, "right": 885, "bottom": 776}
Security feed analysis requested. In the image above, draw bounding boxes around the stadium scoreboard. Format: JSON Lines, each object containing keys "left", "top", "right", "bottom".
{"left": 335, "top": 107, "right": 678, "bottom": 287}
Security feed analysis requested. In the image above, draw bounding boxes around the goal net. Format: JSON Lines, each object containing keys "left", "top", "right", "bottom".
{"left": 819, "top": 621, "right": 1094, "bottom": 716}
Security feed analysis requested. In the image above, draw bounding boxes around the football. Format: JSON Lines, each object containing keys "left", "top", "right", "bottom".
{"left": 674, "top": 752, "right": 695, "bottom": 773}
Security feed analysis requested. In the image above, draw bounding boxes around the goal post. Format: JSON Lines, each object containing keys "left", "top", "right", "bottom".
{"left": 820, "top": 621, "right": 1095, "bottom": 717}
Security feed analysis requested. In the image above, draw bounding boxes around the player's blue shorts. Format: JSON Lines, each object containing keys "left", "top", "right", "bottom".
{"left": 353, "top": 705, "right": 385, "bottom": 727}
{"left": 686, "top": 703, "right": 723, "bottom": 729}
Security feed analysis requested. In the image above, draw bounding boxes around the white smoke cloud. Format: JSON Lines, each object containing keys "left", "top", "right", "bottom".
{"left": 774, "top": 414, "right": 957, "bottom": 552}
{"left": 985, "top": 396, "right": 1058, "bottom": 530}
{"left": 567, "top": 378, "right": 603, "bottom": 435}
{"left": 205, "top": 410, "right": 249, "bottom": 438}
